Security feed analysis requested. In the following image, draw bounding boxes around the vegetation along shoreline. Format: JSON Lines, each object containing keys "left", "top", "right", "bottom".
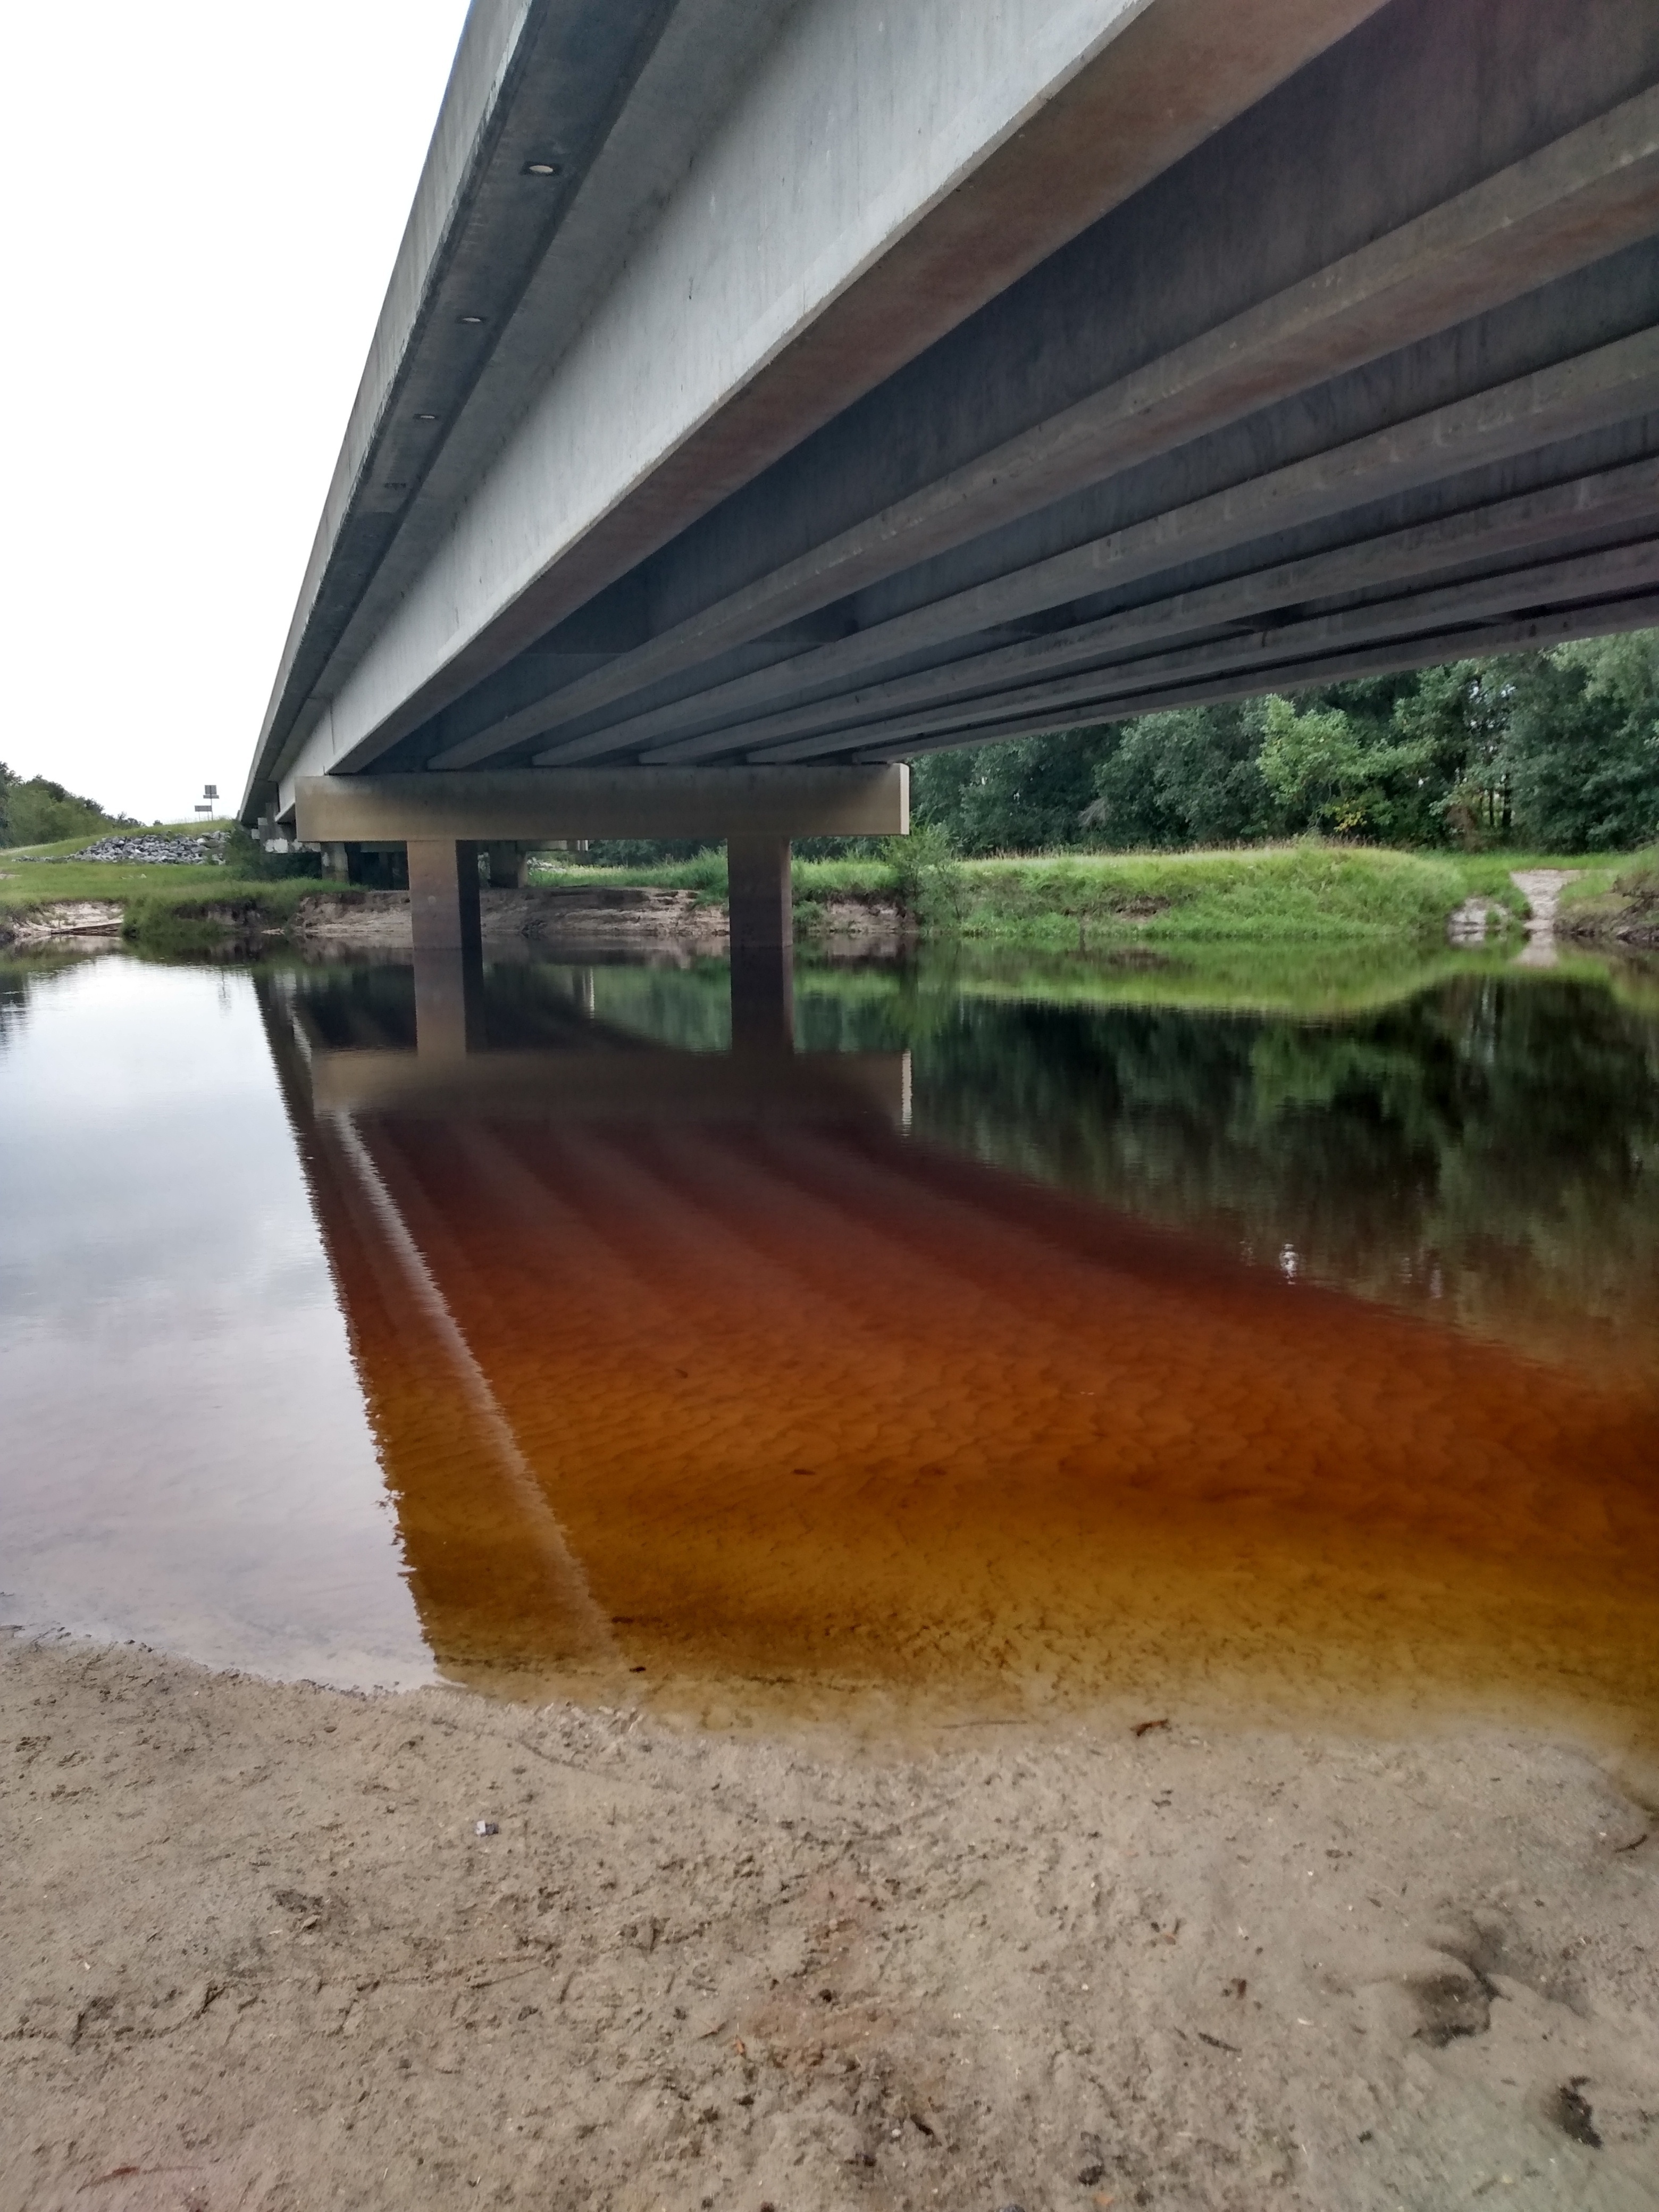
{"left": 4, "top": 830, "right": 1659, "bottom": 958}
{"left": 9, "top": 633, "right": 1659, "bottom": 954}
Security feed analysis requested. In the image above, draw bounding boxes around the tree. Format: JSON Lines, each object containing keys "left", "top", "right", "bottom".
{"left": 1496, "top": 634, "right": 1659, "bottom": 850}
{"left": 911, "top": 727, "right": 1115, "bottom": 853}
{"left": 0, "top": 763, "right": 130, "bottom": 849}
{"left": 1255, "top": 696, "right": 1439, "bottom": 841}
{"left": 1083, "top": 700, "right": 1276, "bottom": 847}
{"left": 899, "top": 628, "right": 1659, "bottom": 856}
{"left": 1382, "top": 660, "right": 1515, "bottom": 844}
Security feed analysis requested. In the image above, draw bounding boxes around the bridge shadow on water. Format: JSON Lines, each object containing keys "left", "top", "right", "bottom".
{"left": 256, "top": 951, "right": 1659, "bottom": 1762}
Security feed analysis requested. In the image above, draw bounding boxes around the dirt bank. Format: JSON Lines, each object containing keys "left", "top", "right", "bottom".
{"left": 0, "top": 901, "right": 125, "bottom": 946}
{"left": 285, "top": 885, "right": 908, "bottom": 952}
{"left": 288, "top": 886, "right": 732, "bottom": 951}
{"left": 1561, "top": 894, "right": 1659, "bottom": 950}
{"left": 4, "top": 1633, "right": 1655, "bottom": 2212}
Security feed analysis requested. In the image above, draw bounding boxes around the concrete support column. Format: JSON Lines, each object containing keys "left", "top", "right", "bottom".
{"left": 407, "top": 839, "right": 482, "bottom": 953}
{"left": 726, "top": 834, "right": 792, "bottom": 949}
{"left": 322, "top": 842, "right": 351, "bottom": 882}
{"left": 726, "top": 833, "right": 793, "bottom": 1053}
{"left": 408, "top": 840, "right": 484, "bottom": 1057}
{"left": 482, "top": 841, "right": 528, "bottom": 888}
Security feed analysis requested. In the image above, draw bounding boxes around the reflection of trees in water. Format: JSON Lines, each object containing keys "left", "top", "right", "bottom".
{"left": 276, "top": 949, "right": 1659, "bottom": 1356}
{"left": 911, "top": 974, "right": 1659, "bottom": 1356}
{"left": 578, "top": 959, "right": 733, "bottom": 1052}
{"left": 288, "top": 957, "right": 733, "bottom": 1053}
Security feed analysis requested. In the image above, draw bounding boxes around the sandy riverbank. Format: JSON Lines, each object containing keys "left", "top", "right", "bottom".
{"left": 4, "top": 1633, "right": 1656, "bottom": 2212}
{"left": 283, "top": 885, "right": 907, "bottom": 953}
{"left": 291, "top": 886, "right": 731, "bottom": 952}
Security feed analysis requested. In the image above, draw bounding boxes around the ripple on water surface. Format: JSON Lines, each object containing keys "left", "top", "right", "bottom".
{"left": 2, "top": 948, "right": 1656, "bottom": 1758}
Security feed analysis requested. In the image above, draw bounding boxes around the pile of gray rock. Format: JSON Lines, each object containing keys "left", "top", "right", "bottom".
{"left": 68, "top": 832, "right": 229, "bottom": 866}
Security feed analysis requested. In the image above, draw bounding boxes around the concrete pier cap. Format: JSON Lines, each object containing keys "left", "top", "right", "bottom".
{"left": 289, "top": 764, "right": 908, "bottom": 844}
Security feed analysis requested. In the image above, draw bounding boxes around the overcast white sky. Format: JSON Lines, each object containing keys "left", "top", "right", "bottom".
{"left": 0, "top": 1, "right": 473, "bottom": 822}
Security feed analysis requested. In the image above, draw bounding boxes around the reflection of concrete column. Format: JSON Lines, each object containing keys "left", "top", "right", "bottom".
{"left": 731, "top": 943, "right": 794, "bottom": 1053}
{"left": 407, "top": 839, "right": 482, "bottom": 952}
{"left": 413, "top": 945, "right": 486, "bottom": 1060}
{"left": 327, "top": 1115, "right": 618, "bottom": 1678}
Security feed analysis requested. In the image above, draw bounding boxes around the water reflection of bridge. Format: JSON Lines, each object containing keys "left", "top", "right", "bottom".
{"left": 256, "top": 954, "right": 1659, "bottom": 1749}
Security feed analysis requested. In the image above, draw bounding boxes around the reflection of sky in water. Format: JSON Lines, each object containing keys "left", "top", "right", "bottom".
{"left": 0, "top": 959, "right": 431, "bottom": 1687}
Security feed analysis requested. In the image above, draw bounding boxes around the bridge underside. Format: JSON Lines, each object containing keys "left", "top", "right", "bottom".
{"left": 248, "top": 0, "right": 1659, "bottom": 860}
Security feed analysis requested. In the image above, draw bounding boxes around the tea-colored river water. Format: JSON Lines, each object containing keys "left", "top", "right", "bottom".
{"left": 3, "top": 946, "right": 1656, "bottom": 1758}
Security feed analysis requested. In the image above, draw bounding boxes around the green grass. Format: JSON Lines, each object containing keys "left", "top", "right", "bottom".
{"left": 542, "top": 842, "right": 1559, "bottom": 942}
{"left": 1614, "top": 842, "right": 1659, "bottom": 899}
{"left": 0, "top": 819, "right": 359, "bottom": 952}
{"left": 943, "top": 844, "right": 1470, "bottom": 943}
{"left": 1, "top": 818, "right": 231, "bottom": 901}
{"left": 537, "top": 841, "right": 1643, "bottom": 942}
{"left": 1556, "top": 842, "right": 1659, "bottom": 931}
{"left": 527, "top": 849, "right": 731, "bottom": 897}
{"left": 4, "top": 827, "right": 1646, "bottom": 957}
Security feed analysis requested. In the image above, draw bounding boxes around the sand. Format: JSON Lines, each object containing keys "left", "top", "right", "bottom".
{"left": 289, "top": 887, "right": 730, "bottom": 952}
{"left": 0, "top": 902, "right": 126, "bottom": 945}
{"left": 4, "top": 1632, "right": 1657, "bottom": 2212}
{"left": 284, "top": 886, "right": 904, "bottom": 952}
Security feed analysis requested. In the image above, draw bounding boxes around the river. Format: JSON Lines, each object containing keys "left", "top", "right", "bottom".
{"left": 2, "top": 941, "right": 1655, "bottom": 1760}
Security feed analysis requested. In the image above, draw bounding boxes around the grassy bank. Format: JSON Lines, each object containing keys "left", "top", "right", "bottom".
{"left": 1558, "top": 843, "right": 1659, "bottom": 944}
{"left": 2, "top": 827, "right": 1632, "bottom": 956}
{"left": 939, "top": 844, "right": 1468, "bottom": 944}
{"left": 0, "top": 822, "right": 354, "bottom": 953}
{"left": 536, "top": 841, "right": 1600, "bottom": 945}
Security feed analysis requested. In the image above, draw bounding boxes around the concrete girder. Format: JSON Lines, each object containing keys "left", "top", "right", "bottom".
{"left": 526, "top": 329, "right": 1659, "bottom": 767}
{"left": 260, "top": 0, "right": 1384, "bottom": 811}
{"left": 664, "top": 463, "right": 1659, "bottom": 761}
{"left": 429, "top": 82, "right": 1659, "bottom": 772}
{"left": 790, "top": 539, "right": 1659, "bottom": 760}
{"left": 609, "top": 0, "right": 1659, "bottom": 682}
{"left": 869, "top": 590, "right": 1659, "bottom": 763}
{"left": 742, "top": 537, "right": 1659, "bottom": 763}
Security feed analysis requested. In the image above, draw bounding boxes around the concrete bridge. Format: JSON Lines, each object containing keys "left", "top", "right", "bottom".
{"left": 243, "top": 0, "right": 1659, "bottom": 966}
